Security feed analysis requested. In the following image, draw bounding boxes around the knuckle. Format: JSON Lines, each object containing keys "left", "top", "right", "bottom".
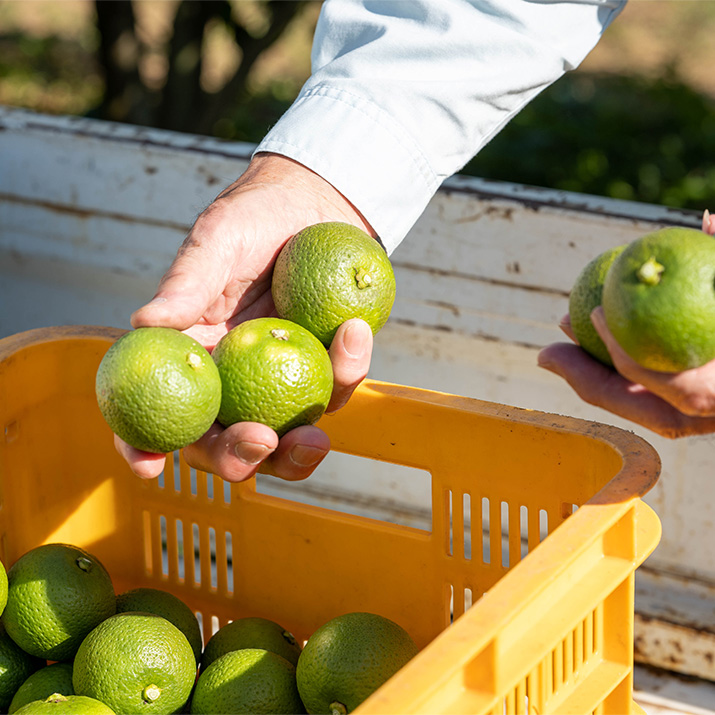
{"left": 676, "top": 390, "right": 715, "bottom": 418}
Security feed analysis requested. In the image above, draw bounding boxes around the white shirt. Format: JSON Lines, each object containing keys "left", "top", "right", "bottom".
{"left": 255, "top": 0, "right": 627, "bottom": 254}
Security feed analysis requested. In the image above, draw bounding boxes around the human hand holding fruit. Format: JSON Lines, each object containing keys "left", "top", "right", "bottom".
{"left": 538, "top": 210, "right": 715, "bottom": 438}
{"left": 113, "top": 152, "right": 381, "bottom": 483}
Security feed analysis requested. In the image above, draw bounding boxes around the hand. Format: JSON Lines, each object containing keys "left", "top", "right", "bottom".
{"left": 117, "top": 153, "right": 376, "bottom": 482}
{"left": 538, "top": 210, "right": 715, "bottom": 439}
{"left": 538, "top": 308, "right": 715, "bottom": 438}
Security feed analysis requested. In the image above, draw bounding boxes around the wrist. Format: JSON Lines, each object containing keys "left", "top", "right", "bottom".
{"left": 242, "top": 152, "right": 377, "bottom": 238}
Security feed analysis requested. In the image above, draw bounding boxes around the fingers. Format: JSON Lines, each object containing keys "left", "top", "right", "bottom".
{"left": 327, "top": 319, "right": 373, "bottom": 413}
{"left": 259, "top": 425, "right": 331, "bottom": 481}
{"left": 558, "top": 313, "right": 577, "bottom": 343}
{"left": 114, "top": 435, "right": 167, "bottom": 480}
{"left": 131, "top": 257, "right": 221, "bottom": 331}
{"left": 591, "top": 307, "right": 715, "bottom": 418}
{"left": 703, "top": 209, "right": 715, "bottom": 235}
{"left": 131, "top": 209, "right": 233, "bottom": 331}
{"left": 182, "top": 421, "right": 329, "bottom": 483}
{"left": 537, "top": 342, "right": 715, "bottom": 438}
{"left": 120, "top": 318, "right": 369, "bottom": 484}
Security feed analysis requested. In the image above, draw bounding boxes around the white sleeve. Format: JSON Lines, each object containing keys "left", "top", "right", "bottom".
{"left": 255, "top": 0, "right": 627, "bottom": 253}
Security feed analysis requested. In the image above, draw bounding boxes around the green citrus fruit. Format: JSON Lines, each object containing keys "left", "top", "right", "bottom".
{"left": 296, "top": 612, "right": 419, "bottom": 714}
{"left": 13, "top": 693, "right": 115, "bottom": 715}
{"left": 272, "top": 222, "right": 396, "bottom": 347}
{"left": 95, "top": 327, "right": 221, "bottom": 453}
{"left": 3, "top": 544, "right": 116, "bottom": 661}
{"left": 568, "top": 244, "right": 627, "bottom": 366}
{"left": 0, "top": 557, "right": 8, "bottom": 618}
{"left": 201, "top": 617, "right": 302, "bottom": 673}
{"left": 213, "top": 318, "right": 333, "bottom": 437}
{"left": 602, "top": 227, "right": 715, "bottom": 372}
{"left": 72, "top": 612, "right": 196, "bottom": 715}
{"left": 190, "top": 648, "right": 304, "bottom": 715}
{"left": 0, "top": 622, "right": 43, "bottom": 712}
{"left": 9, "top": 663, "right": 75, "bottom": 714}
{"left": 115, "top": 588, "right": 202, "bottom": 665}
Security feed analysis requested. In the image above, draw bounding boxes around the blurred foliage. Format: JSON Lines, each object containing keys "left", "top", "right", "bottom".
{"left": 466, "top": 69, "right": 715, "bottom": 210}
{"left": 91, "top": 0, "right": 308, "bottom": 134}
{"left": 1, "top": 0, "right": 713, "bottom": 211}
{"left": 0, "top": 31, "right": 103, "bottom": 115}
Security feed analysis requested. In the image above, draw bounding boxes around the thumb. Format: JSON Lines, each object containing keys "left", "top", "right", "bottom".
{"left": 131, "top": 249, "right": 223, "bottom": 330}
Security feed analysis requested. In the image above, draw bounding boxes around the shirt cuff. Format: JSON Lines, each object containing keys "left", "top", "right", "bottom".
{"left": 254, "top": 84, "right": 439, "bottom": 255}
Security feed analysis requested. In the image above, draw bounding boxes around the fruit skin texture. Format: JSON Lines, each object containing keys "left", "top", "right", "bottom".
{"left": 296, "top": 612, "right": 419, "bottom": 715}
{"left": 213, "top": 318, "right": 334, "bottom": 437}
{"left": 0, "top": 622, "right": 43, "bottom": 713}
{"left": 568, "top": 244, "right": 626, "bottom": 366}
{"left": 3, "top": 544, "right": 116, "bottom": 662}
{"left": 95, "top": 327, "right": 221, "bottom": 454}
{"left": 13, "top": 693, "right": 116, "bottom": 715}
{"left": 602, "top": 227, "right": 715, "bottom": 372}
{"left": 72, "top": 612, "right": 196, "bottom": 715}
{"left": 272, "top": 222, "right": 396, "bottom": 347}
{"left": 190, "top": 648, "right": 305, "bottom": 715}
{"left": 9, "top": 663, "right": 75, "bottom": 714}
{"left": 115, "top": 588, "right": 203, "bottom": 665}
{"left": 200, "top": 617, "right": 302, "bottom": 673}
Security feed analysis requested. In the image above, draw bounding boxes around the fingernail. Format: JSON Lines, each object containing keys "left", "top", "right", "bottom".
{"left": 289, "top": 445, "right": 327, "bottom": 468}
{"left": 536, "top": 350, "right": 556, "bottom": 373}
{"left": 559, "top": 314, "right": 570, "bottom": 330}
{"left": 234, "top": 441, "right": 272, "bottom": 465}
{"left": 342, "top": 321, "right": 369, "bottom": 357}
{"left": 148, "top": 296, "right": 168, "bottom": 305}
{"left": 538, "top": 360, "right": 558, "bottom": 374}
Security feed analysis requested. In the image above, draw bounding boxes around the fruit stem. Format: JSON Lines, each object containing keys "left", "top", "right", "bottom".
{"left": 330, "top": 702, "right": 348, "bottom": 715}
{"left": 187, "top": 352, "right": 203, "bottom": 369}
{"left": 142, "top": 684, "right": 162, "bottom": 703}
{"left": 282, "top": 630, "right": 298, "bottom": 646}
{"left": 46, "top": 694, "right": 68, "bottom": 704}
{"left": 355, "top": 269, "right": 372, "bottom": 289}
{"left": 637, "top": 256, "right": 665, "bottom": 285}
{"left": 76, "top": 557, "right": 93, "bottom": 573}
{"left": 271, "top": 329, "right": 289, "bottom": 341}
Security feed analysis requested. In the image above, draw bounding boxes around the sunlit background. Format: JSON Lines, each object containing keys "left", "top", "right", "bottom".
{"left": 1, "top": 0, "right": 714, "bottom": 210}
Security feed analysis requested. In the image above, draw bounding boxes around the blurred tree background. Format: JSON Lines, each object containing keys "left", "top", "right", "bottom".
{"left": 0, "top": 0, "right": 714, "bottom": 211}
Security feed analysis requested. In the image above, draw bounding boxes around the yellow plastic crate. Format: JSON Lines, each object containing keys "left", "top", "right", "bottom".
{"left": 0, "top": 326, "right": 661, "bottom": 715}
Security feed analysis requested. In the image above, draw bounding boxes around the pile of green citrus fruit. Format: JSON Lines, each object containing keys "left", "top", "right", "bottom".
{"left": 96, "top": 222, "right": 396, "bottom": 452}
{"left": 569, "top": 226, "right": 715, "bottom": 372}
{"left": 0, "top": 543, "right": 419, "bottom": 715}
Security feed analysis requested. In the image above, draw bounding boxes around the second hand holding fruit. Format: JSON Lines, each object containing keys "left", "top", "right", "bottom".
{"left": 539, "top": 210, "right": 715, "bottom": 438}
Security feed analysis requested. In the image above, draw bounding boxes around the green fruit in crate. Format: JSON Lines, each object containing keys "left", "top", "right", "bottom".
{"left": 13, "top": 693, "right": 115, "bottom": 715}
{"left": 9, "top": 663, "right": 75, "bottom": 714}
{"left": 271, "top": 222, "right": 396, "bottom": 347}
{"left": 602, "top": 226, "right": 715, "bottom": 371}
{"left": 115, "top": 587, "right": 203, "bottom": 665}
{"left": 190, "top": 648, "right": 305, "bottom": 715}
{"left": 3, "top": 543, "right": 116, "bottom": 662}
{"left": 72, "top": 612, "right": 196, "bottom": 715}
{"left": 95, "top": 327, "right": 221, "bottom": 454}
{"left": 201, "top": 617, "right": 302, "bottom": 673}
{"left": 296, "top": 612, "right": 419, "bottom": 715}
{"left": 0, "top": 622, "right": 43, "bottom": 713}
{"left": 568, "top": 244, "right": 627, "bottom": 366}
{"left": 212, "top": 318, "right": 333, "bottom": 437}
